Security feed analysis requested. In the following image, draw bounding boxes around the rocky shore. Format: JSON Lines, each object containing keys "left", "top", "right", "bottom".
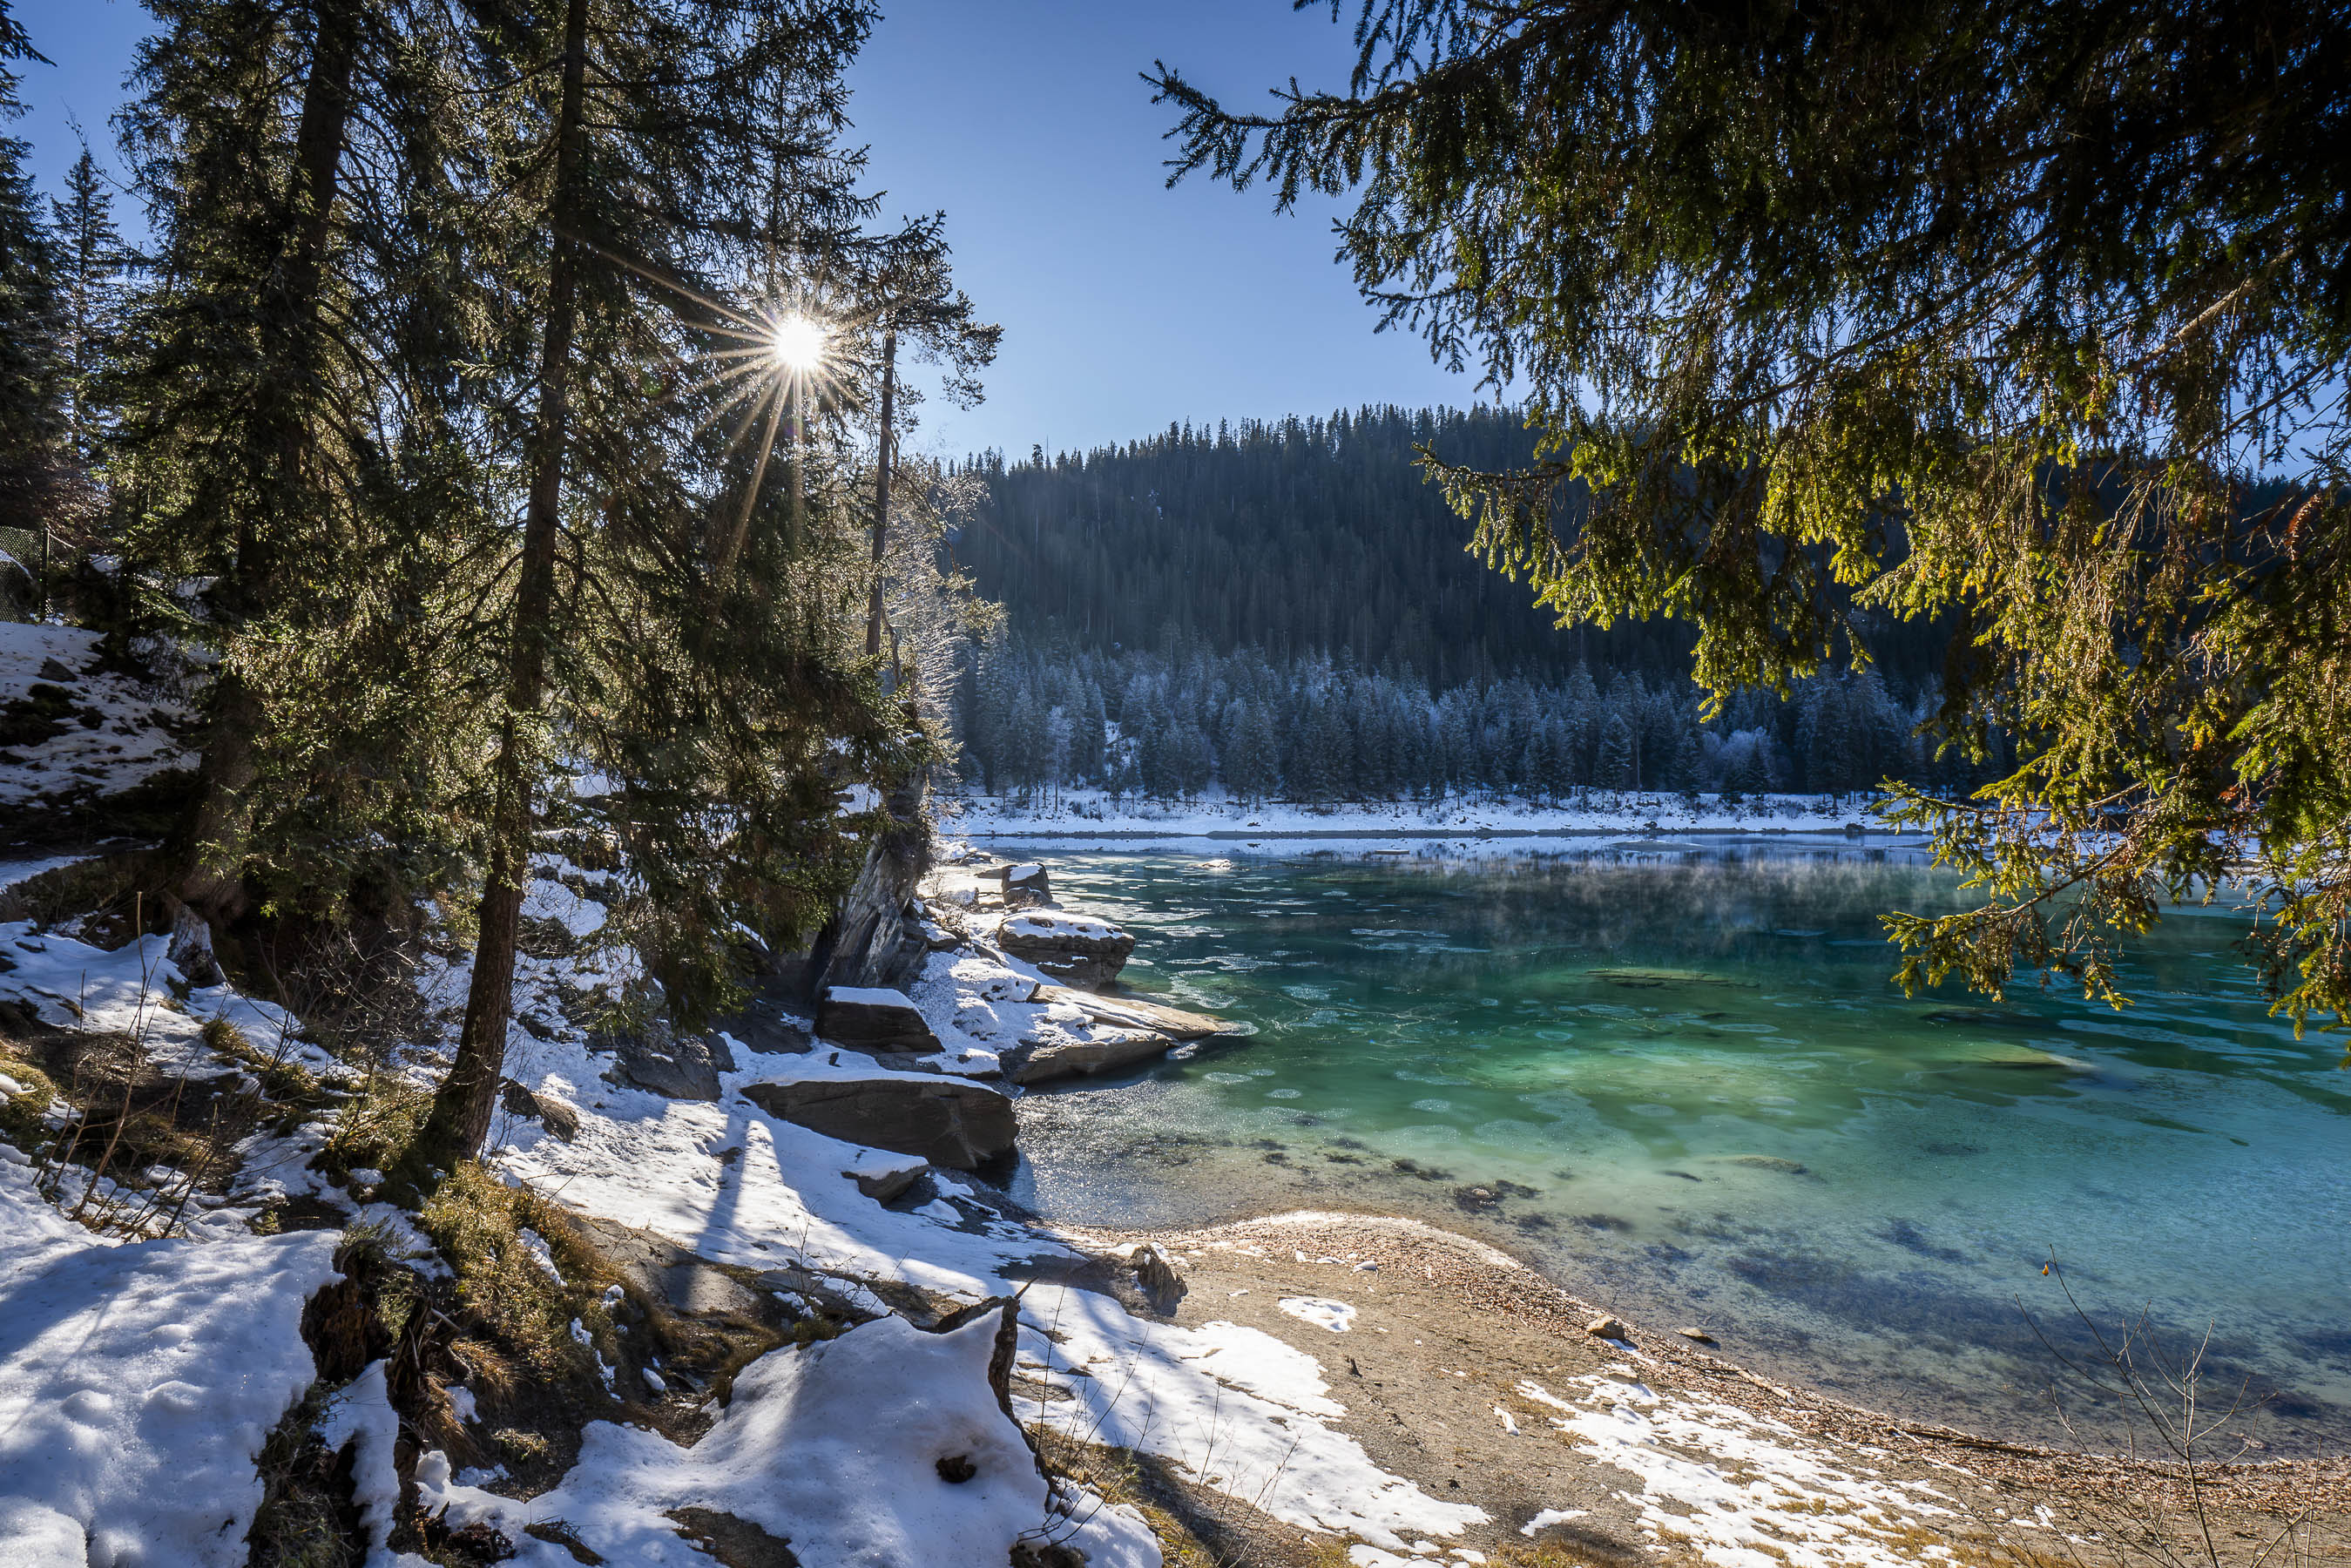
{"left": 1061, "top": 1210, "right": 2348, "bottom": 1567}
{"left": 4, "top": 749, "right": 2340, "bottom": 1566}
{"left": 794, "top": 847, "right": 2348, "bottom": 1567}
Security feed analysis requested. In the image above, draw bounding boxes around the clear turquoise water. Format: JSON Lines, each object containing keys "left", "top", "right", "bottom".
{"left": 1001, "top": 838, "right": 2351, "bottom": 1452}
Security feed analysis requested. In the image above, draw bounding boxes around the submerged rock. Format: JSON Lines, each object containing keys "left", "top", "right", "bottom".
{"left": 994, "top": 911, "right": 1136, "bottom": 987}
{"left": 742, "top": 1073, "right": 1016, "bottom": 1171}
{"left": 1719, "top": 1154, "right": 1811, "bottom": 1176}
{"left": 1587, "top": 966, "right": 1753, "bottom": 990}
{"left": 814, "top": 985, "right": 942, "bottom": 1053}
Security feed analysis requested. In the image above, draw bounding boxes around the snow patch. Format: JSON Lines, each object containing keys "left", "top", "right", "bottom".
{"left": 0, "top": 1159, "right": 342, "bottom": 1567}
{"left": 1278, "top": 1295, "right": 1358, "bottom": 1333}
{"left": 416, "top": 1312, "right": 1161, "bottom": 1567}
{"left": 1017, "top": 1283, "right": 1483, "bottom": 1551}
{"left": 1539, "top": 1373, "right": 1961, "bottom": 1568}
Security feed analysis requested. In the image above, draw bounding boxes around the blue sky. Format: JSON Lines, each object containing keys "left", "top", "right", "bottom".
{"left": 6, "top": 0, "right": 1490, "bottom": 461}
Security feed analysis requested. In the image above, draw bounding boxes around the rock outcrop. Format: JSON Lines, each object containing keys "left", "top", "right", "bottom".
{"left": 994, "top": 911, "right": 1135, "bottom": 987}
{"left": 501, "top": 1079, "right": 582, "bottom": 1140}
{"left": 742, "top": 1073, "right": 1017, "bottom": 1171}
{"left": 988, "top": 862, "right": 1053, "bottom": 910}
{"left": 1030, "top": 984, "right": 1230, "bottom": 1040}
{"left": 745, "top": 779, "right": 933, "bottom": 1009}
{"left": 814, "top": 986, "right": 941, "bottom": 1054}
{"left": 599, "top": 1022, "right": 737, "bottom": 1100}
{"left": 1134, "top": 1244, "right": 1186, "bottom": 1315}
{"left": 1009, "top": 1024, "right": 1173, "bottom": 1085}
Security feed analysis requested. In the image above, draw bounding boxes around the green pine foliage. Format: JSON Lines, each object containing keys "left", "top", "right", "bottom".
{"left": 5, "top": 0, "right": 961, "bottom": 1169}
{"left": 954, "top": 409, "right": 1965, "bottom": 806}
{"left": 110, "top": 0, "right": 498, "bottom": 922}
{"left": 1156, "top": 3, "right": 2351, "bottom": 1034}
{"left": 0, "top": 1, "right": 66, "bottom": 551}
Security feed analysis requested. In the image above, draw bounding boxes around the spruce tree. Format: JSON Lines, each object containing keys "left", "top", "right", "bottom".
{"left": 410, "top": 0, "right": 911, "bottom": 1169}
{"left": 112, "top": 0, "right": 481, "bottom": 922}
{"left": 1596, "top": 714, "right": 1635, "bottom": 791}
{"left": 0, "top": 2, "right": 64, "bottom": 546}
{"left": 49, "top": 145, "right": 123, "bottom": 474}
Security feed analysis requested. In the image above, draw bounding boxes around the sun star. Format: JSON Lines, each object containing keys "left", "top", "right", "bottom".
{"left": 770, "top": 314, "right": 828, "bottom": 373}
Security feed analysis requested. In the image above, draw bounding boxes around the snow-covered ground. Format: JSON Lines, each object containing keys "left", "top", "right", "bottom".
{"left": 0, "top": 828, "right": 2044, "bottom": 1568}
{"left": 419, "top": 1311, "right": 1161, "bottom": 1568}
{"left": 0, "top": 924, "right": 348, "bottom": 1566}
{"left": 0, "top": 1158, "right": 342, "bottom": 1567}
{"left": 943, "top": 786, "right": 1890, "bottom": 840}
{"left": 0, "top": 621, "right": 192, "bottom": 813}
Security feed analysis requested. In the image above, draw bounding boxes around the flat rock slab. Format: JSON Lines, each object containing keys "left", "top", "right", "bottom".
{"left": 742, "top": 1073, "right": 1016, "bottom": 1172}
{"left": 567, "top": 1212, "right": 769, "bottom": 1321}
{"left": 814, "top": 985, "right": 941, "bottom": 1052}
{"left": 1011, "top": 1024, "right": 1174, "bottom": 1085}
{"left": 995, "top": 912, "right": 1136, "bottom": 987}
{"left": 1031, "top": 984, "right": 1233, "bottom": 1040}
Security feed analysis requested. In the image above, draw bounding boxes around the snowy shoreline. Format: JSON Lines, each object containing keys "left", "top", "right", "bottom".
{"left": 3, "top": 811, "right": 2336, "bottom": 1565}
{"left": 942, "top": 786, "right": 1902, "bottom": 841}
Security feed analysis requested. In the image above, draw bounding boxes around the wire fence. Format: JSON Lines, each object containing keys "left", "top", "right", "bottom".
{"left": 0, "top": 522, "right": 97, "bottom": 620}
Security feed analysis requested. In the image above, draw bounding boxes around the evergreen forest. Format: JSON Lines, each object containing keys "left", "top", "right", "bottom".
{"left": 951, "top": 409, "right": 1990, "bottom": 803}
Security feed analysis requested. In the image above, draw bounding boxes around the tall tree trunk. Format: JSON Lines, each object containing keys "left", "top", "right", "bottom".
{"left": 411, "top": 0, "right": 589, "bottom": 1173}
{"left": 181, "top": 0, "right": 359, "bottom": 918}
{"left": 865, "top": 322, "right": 895, "bottom": 660}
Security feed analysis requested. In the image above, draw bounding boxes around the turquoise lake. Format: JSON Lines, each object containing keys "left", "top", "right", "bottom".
{"left": 999, "top": 838, "right": 2351, "bottom": 1452}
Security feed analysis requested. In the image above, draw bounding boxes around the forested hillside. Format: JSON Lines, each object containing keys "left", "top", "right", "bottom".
{"left": 951, "top": 409, "right": 1986, "bottom": 801}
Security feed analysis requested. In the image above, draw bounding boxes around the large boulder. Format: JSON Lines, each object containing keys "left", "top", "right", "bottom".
{"left": 501, "top": 1079, "right": 582, "bottom": 1140}
{"left": 988, "top": 862, "right": 1053, "bottom": 910}
{"left": 1030, "top": 984, "right": 1231, "bottom": 1040}
{"left": 599, "top": 1022, "right": 737, "bottom": 1100}
{"left": 742, "top": 1074, "right": 1017, "bottom": 1171}
{"left": 1010, "top": 1025, "right": 1173, "bottom": 1085}
{"left": 994, "top": 912, "right": 1135, "bottom": 987}
{"left": 713, "top": 994, "right": 815, "bottom": 1057}
{"left": 814, "top": 986, "right": 941, "bottom": 1053}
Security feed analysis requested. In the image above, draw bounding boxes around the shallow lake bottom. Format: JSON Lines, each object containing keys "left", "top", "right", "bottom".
{"left": 997, "top": 839, "right": 2351, "bottom": 1454}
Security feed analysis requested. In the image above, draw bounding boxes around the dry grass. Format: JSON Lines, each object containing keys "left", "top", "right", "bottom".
{"left": 317, "top": 1076, "right": 431, "bottom": 1185}
{"left": 0, "top": 1040, "right": 60, "bottom": 1151}
{"left": 421, "top": 1164, "right": 618, "bottom": 1376}
{"left": 244, "top": 1385, "right": 365, "bottom": 1568}
{"left": 201, "top": 1016, "right": 327, "bottom": 1106}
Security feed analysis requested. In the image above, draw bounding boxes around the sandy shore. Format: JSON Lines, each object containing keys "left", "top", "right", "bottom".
{"left": 1055, "top": 1207, "right": 2347, "bottom": 1568}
